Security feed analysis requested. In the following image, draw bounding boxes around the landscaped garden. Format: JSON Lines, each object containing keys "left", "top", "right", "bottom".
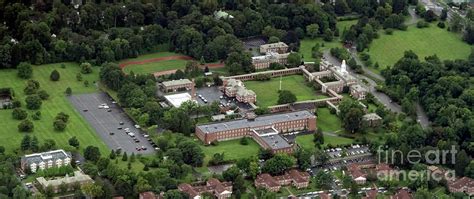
{"left": 245, "top": 75, "right": 328, "bottom": 107}
{"left": 0, "top": 63, "right": 109, "bottom": 154}
{"left": 367, "top": 25, "right": 471, "bottom": 73}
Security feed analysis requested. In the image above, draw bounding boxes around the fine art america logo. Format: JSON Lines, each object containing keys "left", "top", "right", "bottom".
{"left": 376, "top": 146, "right": 457, "bottom": 182}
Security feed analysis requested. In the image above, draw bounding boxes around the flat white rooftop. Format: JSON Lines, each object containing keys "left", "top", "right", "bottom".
{"left": 164, "top": 93, "right": 196, "bottom": 108}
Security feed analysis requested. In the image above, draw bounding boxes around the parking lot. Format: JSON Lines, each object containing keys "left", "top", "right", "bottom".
{"left": 69, "top": 92, "right": 154, "bottom": 155}
{"left": 195, "top": 86, "right": 253, "bottom": 112}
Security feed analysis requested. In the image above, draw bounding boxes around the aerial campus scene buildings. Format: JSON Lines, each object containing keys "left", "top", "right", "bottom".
{"left": 0, "top": 0, "right": 473, "bottom": 198}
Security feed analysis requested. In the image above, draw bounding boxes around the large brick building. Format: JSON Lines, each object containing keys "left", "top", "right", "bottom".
{"left": 254, "top": 169, "right": 310, "bottom": 192}
{"left": 251, "top": 52, "right": 290, "bottom": 70}
{"left": 160, "top": 79, "right": 195, "bottom": 93}
{"left": 448, "top": 177, "right": 474, "bottom": 195}
{"left": 178, "top": 178, "right": 233, "bottom": 199}
{"left": 259, "top": 42, "right": 289, "bottom": 54}
{"left": 195, "top": 110, "right": 317, "bottom": 154}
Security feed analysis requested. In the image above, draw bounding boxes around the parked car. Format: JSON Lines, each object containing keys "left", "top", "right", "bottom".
{"left": 128, "top": 132, "right": 135, "bottom": 137}
{"left": 134, "top": 124, "right": 140, "bottom": 129}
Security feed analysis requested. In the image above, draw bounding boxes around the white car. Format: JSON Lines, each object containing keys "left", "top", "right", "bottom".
{"left": 143, "top": 134, "right": 149, "bottom": 138}
{"left": 134, "top": 124, "right": 140, "bottom": 129}
{"left": 128, "top": 132, "right": 135, "bottom": 137}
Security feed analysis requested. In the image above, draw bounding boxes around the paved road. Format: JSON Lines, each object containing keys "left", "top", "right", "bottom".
{"left": 69, "top": 92, "right": 154, "bottom": 154}
{"left": 406, "top": 6, "right": 420, "bottom": 26}
{"left": 323, "top": 50, "right": 431, "bottom": 129}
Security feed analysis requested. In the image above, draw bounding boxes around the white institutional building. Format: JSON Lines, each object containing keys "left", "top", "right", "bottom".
{"left": 21, "top": 149, "right": 72, "bottom": 173}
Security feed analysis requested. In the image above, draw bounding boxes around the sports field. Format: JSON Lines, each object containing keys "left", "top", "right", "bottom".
{"left": 0, "top": 63, "right": 109, "bottom": 154}
{"left": 120, "top": 52, "right": 190, "bottom": 75}
{"left": 245, "top": 75, "right": 328, "bottom": 107}
{"left": 200, "top": 139, "right": 261, "bottom": 164}
{"left": 367, "top": 25, "right": 471, "bottom": 73}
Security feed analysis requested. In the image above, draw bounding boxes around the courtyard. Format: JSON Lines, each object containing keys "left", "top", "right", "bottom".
{"left": 245, "top": 75, "right": 329, "bottom": 107}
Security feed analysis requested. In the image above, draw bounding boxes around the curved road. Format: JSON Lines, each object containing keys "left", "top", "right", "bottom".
{"left": 323, "top": 50, "right": 430, "bottom": 129}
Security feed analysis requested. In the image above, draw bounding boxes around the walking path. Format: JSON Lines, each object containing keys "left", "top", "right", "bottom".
{"left": 323, "top": 50, "right": 431, "bottom": 129}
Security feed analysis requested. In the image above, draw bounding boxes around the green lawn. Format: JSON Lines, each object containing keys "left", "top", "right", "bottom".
{"left": 0, "top": 63, "right": 109, "bottom": 154}
{"left": 316, "top": 108, "right": 342, "bottom": 132}
{"left": 300, "top": 19, "right": 358, "bottom": 62}
{"left": 200, "top": 139, "right": 261, "bottom": 165}
{"left": 245, "top": 75, "right": 328, "bottom": 107}
{"left": 367, "top": 25, "right": 471, "bottom": 73}
{"left": 122, "top": 59, "right": 188, "bottom": 74}
{"left": 295, "top": 134, "right": 354, "bottom": 151}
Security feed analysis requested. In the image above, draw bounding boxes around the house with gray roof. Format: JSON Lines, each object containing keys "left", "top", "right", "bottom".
{"left": 21, "top": 149, "right": 72, "bottom": 173}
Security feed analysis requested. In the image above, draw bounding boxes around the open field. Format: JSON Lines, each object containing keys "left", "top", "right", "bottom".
{"left": 367, "top": 25, "right": 471, "bottom": 73}
{"left": 295, "top": 134, "right": 354, "bottom": 151}
{"left": 316, "top": 108, "right": 342, "bottom": 132}
{"left": 200, "top": 139, "right": 260, "bottom": 165}
{"left": 120, "top": 51, "right": 190, "bottom": 74}
{"left": 0, "top": 63, "right": 109, "bottom": 154}
{"left": 122, "top": 59, "right": 189, "bottom": 74}
{"left": 245, "top": 75, "right": 328, "bottom": 107}
{"left": 300, "top": 20, "right": 358, "bottom": 62}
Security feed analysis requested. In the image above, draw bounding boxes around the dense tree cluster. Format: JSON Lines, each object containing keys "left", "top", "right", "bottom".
{"left": 0, "top": 1, "right": 338, "bottom": 69}
{"left": 380, "top": 51, "right": 473, "bottom": 175}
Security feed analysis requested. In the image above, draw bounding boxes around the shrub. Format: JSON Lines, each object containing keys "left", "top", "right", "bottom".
{"left": 17, "top": 62, "right": 33, "bottom": 79}
{"left": 437, "top": 22, "right": 446, "bottom": 29}
{"left": 80, "top": 62, "right": 93, "bottom": 74}
{"left": 25, "top": 95, "right": 42, "bottom": 110}
{"left": 32, "top": 111, "right": 41, "bottom": 120}
{"left": 53, "top": 119, "right": 67, "bottom": 131}
{"left": 84, "top": 80, "right": 89, "bottom": 87}
{"left": 416, "top": 21, "right": 429, "bottom": 28}
{"left": 12, "top": 100, "right": 21, "bottom": 108}
{"left": 65, "top": 87, "right": 72, "bottom": 96}
{"left": 24, "top": 80, "right": 40, "bottom": 95}
{"left": 50, "top": 70, "right": 60, "bottom": 81}
{"left": 385, "top": 28, "right": 394, "bottom": 35}
{"left": 37, "top": 90, "right": 50, "bottom": 100}
{"left": 55, "top": 112, "right": 69, "bottom": 123}
{"left": 76, "top": 73, "right": 82, "bottom": 81}
{"left": 12, "top": 108, "right": 28, "bottom": 120}
{"left": 240, "top": 137, "right": 249, "bottom": 145}
{"left": 18, "top": 119, "right": 34, "bottom": 132}
{"left": 60, "top": 63, "right": 66, "bottom": 69}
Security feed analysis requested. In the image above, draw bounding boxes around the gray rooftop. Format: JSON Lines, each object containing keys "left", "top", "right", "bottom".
{"left": 22, "top": 149, "right": 71, "bottom": 165}
{"left": 197, "top": 110, "right": 315, "bottom": 134}
{"left": 161, "top": 79, "right": 192, "bottom": 87}
{"left": 260, "top": 134, "right": 292, "bottom": 150}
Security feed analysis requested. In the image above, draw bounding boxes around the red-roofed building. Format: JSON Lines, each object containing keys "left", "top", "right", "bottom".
{"left": 139, "top": 192, "right": 157, "bottom": 199}
{"left": 319, "top": 192, "right": 332, "bottom": 199}
{"left": 347, "top": 163, "right": 367, "bottom": 184}
{"left": 390, "top": 189, "right": 412, "bottom": 199}
{"left": 178, "top": 178, "right": 232, "bottom": 199}
{"left": 448, "top": 177, "right": 474, "bottom": 195}
{"left": 255, "top": 173, "right": 281, "bottom": 192}
{"left": 255, "top": 169, "right": 310, "bottom": 192}
{"left": 363, "top": 189, "right": 378, "bottom": 199}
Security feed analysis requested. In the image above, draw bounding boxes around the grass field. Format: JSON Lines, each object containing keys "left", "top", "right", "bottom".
{"left": 367, "top": 25, "right": 471, "bottom": 73}
{"left": 123, "top": 59, "right": 188, "bottom": 74}
{"left": 200, "top": 139, "right": 260, "bottom": 164}
{"left": 245, "top": 75, "right": 328, "bottom": 107}
{"left": 295, "top": 134, "right": 354, "bottom": 151}
{"left": 316, "top": 108, "right": 342, "bottom": 132}
{"left": 121, "top": 51, "right": 189, "bottom": 74}
{"left": 0, "top": 63, "right": 109, "bottom": 154}
{"left": 300, "top": 20, "right": 358, "bottom": 62}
